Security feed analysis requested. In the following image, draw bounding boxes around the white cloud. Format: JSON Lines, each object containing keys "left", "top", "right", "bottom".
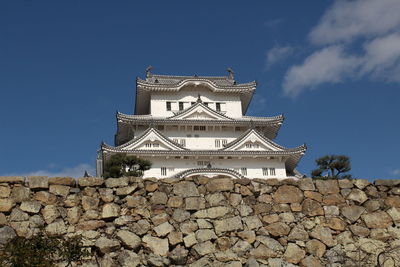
{"left": 361, "top": 33, "right": 400, "bottom": 81}
{"left": 281, "top": 0, "right": 400, "bottom": 96}
{"left": 309, "top": 0, "right": 400, "bottom": 45}
{"left": 283, "top": 46, "right": 360, "bottom": 97}
{"left": 266, "top": 45, "right": 293, "bottom": 68}
{"left": 4, "top": 163, "right": 95, "bottom": 178}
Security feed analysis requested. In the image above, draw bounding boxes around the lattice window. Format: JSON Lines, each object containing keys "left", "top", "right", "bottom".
{"left": 215, "top": 139, "right": 221, "bottom": 148}
{"left": 269, "top": 168, "right": 276, "bottom": 176}
{"left": 166, "top": 102, "right": 171, "bottom": 111}
{"left": 262, "top": 168, "right": 269, "bottom": 176}
{"left": 241, "top": 168, "right": 247, "bottom": 176}
{"left": 180, "top": 139, "right": 186, "bottom": 147}
{"left": 161, "top": 167, "right": 167, "bottom": 176}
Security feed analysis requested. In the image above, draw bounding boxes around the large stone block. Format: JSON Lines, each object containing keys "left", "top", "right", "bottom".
{"left": 28, "top": 176, "right": 48, "bottom": 189}
{"left": 0, "top": 226, "right": 16, "bottom": 245}
{"left": 48, "top": 177, "right": 76, "bottom": 186}
{"left": 0, "top": 185, "right": 11, "bottom": 198}
{"left": 95, "top": 237, "right": 121, "bottom": 253}
{"left": 78, "top": 177, "right": 104, "bottom": 187}
{"left": 205, "top": 178, "right": 234, "bottom": 192}
{"left": 214, "top": 216, "right": 243, "bottom": 234}
{"left": 143, "top": 235, "right": 169, "bottom": 256}
{"left": 173, "top": 181, "right": 199, "bottom": 197}
{"left": 105, "top": 177, "right": 129, "bottom": 188}
{"left": 193, "top": 206, "right": 232, "bottom": 219}
{"left": 0, "top": 176, "right": 24, "bottom": 184}
{"left": 265, "top": 222, "right": 290, "bottom": 237}
{"left": 375, "top": 179, "right": 400, "bottom": 186}
{"left": 315, "top": 180, "right": 339, "bottom": 194}
{"left": 284, "top": 243, "right": 306, "bottom": 264}
{"left": 362, "top": 211, "right": 393, "bottom": 228}
{"left": 116, "top": 230, "right": 141, "bottom": 250}
{"left": 49, "top": 185, "right": 70, "bottom": 197}
{"left": 11, "top": 186, "right": 30, "bottom": 202}
{"left": 273, "top": 185, "right": 303, "bottom": 203}
{"left": 302, "top": 198, "right": 324, "bottom": 216}
{"left": 341, "top": 205, "right": 365, "bottom": 222}
{"left": 20, "top": 200, "right": 41, "bottom": 213}
{"left": 102, "top": 203, "right": 120, "bottom": 219}
{"left": 0, "top": 199, "right": 14, "bottom": 212}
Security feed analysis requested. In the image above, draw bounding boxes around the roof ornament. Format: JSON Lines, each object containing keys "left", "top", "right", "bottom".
{"left": 196, "top": 94, "right": 203, "bottom": 103}
{"left": 227, "top": 68, "right": 234, "bottom": 80}
{"left": 250, "top": 119, "right": 255, "bottom": 129}
{"left": 145, "top": 65, "right": 153, "bottom": 78}
{"left": 149, "top": 119, "right": 156, "bottom": 128}
{"left": 83, "top": 171, "right": 91, "bottom": 177}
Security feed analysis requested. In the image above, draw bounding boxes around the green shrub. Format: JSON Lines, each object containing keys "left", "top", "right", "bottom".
{"left": 0, "top": 232, "right": 90, "bottom": 267}
{"left": 103, "top": 153, "right": 152, "bottom": 178}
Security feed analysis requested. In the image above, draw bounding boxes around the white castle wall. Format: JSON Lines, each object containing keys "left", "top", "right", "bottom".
{"left": 140, "top": 156, "right": 287, "bottom": 178}
{"left": 149, "top": 87, "right": 243, "bottom": 118}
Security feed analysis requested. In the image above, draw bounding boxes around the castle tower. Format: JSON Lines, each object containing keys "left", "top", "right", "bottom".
{"left": 97, "top": 68, "right": 306, "bottom": 179}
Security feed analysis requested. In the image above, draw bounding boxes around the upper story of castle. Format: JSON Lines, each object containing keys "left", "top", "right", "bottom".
{"left": 134, "top": 67, "right": 257, "bottom": 118}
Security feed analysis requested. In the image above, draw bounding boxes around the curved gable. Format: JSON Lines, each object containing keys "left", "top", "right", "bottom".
{"left": 168, "top": 102, "right": 234, "bottom": 121}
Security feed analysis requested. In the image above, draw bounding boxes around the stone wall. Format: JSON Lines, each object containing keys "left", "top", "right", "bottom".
{"left": 1, "top": 176, "right": 400, "bottom": 266}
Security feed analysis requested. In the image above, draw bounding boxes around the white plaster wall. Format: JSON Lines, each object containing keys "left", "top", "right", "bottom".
{"left": 150, "top": 86, "right": 243, "bottom": 118}
{"left": 134, "top": 128, "right": 246, "bottom": 150}
{"left": 140, "top": 156, "right": 287, "bottom": 179}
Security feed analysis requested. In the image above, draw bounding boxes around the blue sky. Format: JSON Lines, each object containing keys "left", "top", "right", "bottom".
{"left": 1, "top": 0, "right": 399, "bottom": 179}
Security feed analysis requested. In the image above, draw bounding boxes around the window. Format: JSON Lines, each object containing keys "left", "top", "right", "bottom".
{"left": 204, "top": 102, "right": 209, "bottom": 107}
{"left": 168, "top": 167, "right": 175, "bottom": 172}
{"left": 198, "top": 161, "right": 210, "bottom": 166}
{"left": 269, "top": 168, "right": 276, "bottom": 176}
{"left": 166, "top": 102, "right": 172, "bottom": 111}
{"left": 173, "top": 139, "right": 179, "bottom": 144}
{"left": 215, "top": 139, "right": 221, "bottom": 148}
{"left": 180, "top": 139, "right": 186, "bottom": 147}
{"left": 152, "top": 143, "right": 159, "bottom": 148}
{"left": 179, "top": 102, "right": 184, "bottom": 111}
{"left": 241, "top": 167, "right": 247, "bottom": 176}
{"left": 216, "top": 102, "right": 221, "bottom": 112}
{"left": 186, "top": 134, "right": 192, "bottom": 137}
{"left": 222, "top": 139, "right": 227, "bottom": 146}
{"left": 191, "top": 102, "right": 196, "bottom": 106}
{"left": 246, "top": 143, "right": 252, "bottom": 148}
{"left": 194, "top": 126, "right": 206, "bottom": 131}
{"left": 262, "top": 168, "right": 269, "bottom": 176}
{"left": 145, "top": 143, "right": 151, "bottom": 148}
{"left": 161, "top": 167, "right": 167, "bottom": 176}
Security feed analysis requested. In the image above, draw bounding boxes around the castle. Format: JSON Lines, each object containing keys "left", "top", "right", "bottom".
{"left": 96, "top": 68, "right": 306, "bottom": 179}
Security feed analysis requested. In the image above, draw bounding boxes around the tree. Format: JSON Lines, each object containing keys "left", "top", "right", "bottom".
{"left": 103, "top": 153, "right": 152, "bottom": 178}
{"left": 0, "top": 232, "right": 90, "bottom": 267}
{"left": 311, "top": 155, "right": 351, "bottom": 179}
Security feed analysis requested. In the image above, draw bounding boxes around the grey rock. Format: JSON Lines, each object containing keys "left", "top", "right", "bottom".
{"left": 95, "top": 237, "right": 121, "bottom": 253}
{"left": 341, "top": 205, "right": 365, "bottom": 222}
{"left": 173, "top": 181, "right": 199, "bottom": 197}
{"left": 116, "top": 230, "right": 141, "bottom": 250}
{"left": 143, "top": 235, "right": 169, "bottom": 256}
{"left": 214, "top": 216, "right": 243, "bottom": 234}
{"left": 20, "top": 201, "right": 41, "bottom": 214}
{"left": 28, "top": 176, "right": 48, "bottom": 189}
{"left": 195, "top": 229, "right": 217, "bottom": 242}
{"left": 0, "top": 226, "right": 16, "bottom": 245}
{"left": 153, "top": 221, "right": 174, "bottom": 237}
